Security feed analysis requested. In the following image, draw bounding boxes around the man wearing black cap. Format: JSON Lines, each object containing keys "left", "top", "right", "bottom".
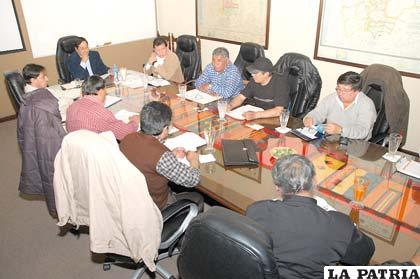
{"left": 228, "top": 57, "right": 290, "bottom": 120}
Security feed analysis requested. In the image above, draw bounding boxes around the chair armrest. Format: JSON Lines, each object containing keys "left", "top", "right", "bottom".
{"left": 370, "top": 133, "right": 388, "bottom": 146}
{"left": 160, "top": 199, "right": 199, "bottom": 250}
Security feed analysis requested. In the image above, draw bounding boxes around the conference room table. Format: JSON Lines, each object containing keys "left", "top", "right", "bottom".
{"left": 56, "top": 79, "right": 420, "bottom": 264}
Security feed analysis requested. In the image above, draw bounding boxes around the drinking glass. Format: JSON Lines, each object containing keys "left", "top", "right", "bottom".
{"left": 350, "top": 170, "right": 369, "bottom": 209}
{"left": 217, "top": 99, "right": 228, "bottom": 120}
{"left": 203, "top": 126, "right": 216, "bottom": 151}
{"left": 388, "top": 133, "right": 402, "bottom": 159}
{"left": 178, "top": 84, "right": 187, "bottom": 103}
{"left": 119, "top": 67, "right": 127, "bottom": 81}
{"left": 279, "top": 109, "right": 290, "bottom": 129}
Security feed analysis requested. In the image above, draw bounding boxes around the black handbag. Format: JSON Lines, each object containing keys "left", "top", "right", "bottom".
{"left": 221, "top": 139, "right": 259, "bottom": 167}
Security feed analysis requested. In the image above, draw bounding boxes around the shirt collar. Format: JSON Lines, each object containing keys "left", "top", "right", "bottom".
{"left": 84, "top": 95, "right": 102, "bottom": 105}
{"left": 24, "top": 84, "right": 39, "bottom": 93}
{"left": 335, "top": 92, "right": 359, "bottom": 110}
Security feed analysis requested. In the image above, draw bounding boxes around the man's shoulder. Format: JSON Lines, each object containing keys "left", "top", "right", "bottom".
{"left": 246, "top": 199, "right": 280, "bottom": 215}
{"left": 358, "top": 92, "right": 376, "bottom": 107}
{"left": 227, "top": 63, "right": 241, "bottom": 75}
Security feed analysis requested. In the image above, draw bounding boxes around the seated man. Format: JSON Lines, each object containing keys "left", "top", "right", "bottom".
{"left": 195, "top": 47, "right": 244, "bottom": 99}
{"left": 66, "top": 37, "right": 109, "bottom": 81}
{"left": 228, "top": 57, "right": 290, "bottom": 120}
{"left": 22, "top": 64, "right": 49, "bottom": 93}
{"left": 303, "top": 71, "right": 376, "bottom": 140}
{"left": 145, "top": 37, "right": 184, "bottom": 83}
{"left": 246, "top": 155, "right": 375, "bottom": 279}
{"left": 66, "top": 75, "right": 139, "bottom": 140}
{"left": 120, "top": 101, "right": 202, "bottom": 210}
{"left": 18, "top": 65, "right": 67, "bottom": 217}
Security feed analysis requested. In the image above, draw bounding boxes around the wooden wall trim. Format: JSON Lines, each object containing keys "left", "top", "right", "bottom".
{"left": 0, "top": 114, "right": 17, "bottom": 123}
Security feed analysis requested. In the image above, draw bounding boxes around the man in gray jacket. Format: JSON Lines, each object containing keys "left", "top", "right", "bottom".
{"left": 303, "top": 71, "right": 376, "bottom": 140}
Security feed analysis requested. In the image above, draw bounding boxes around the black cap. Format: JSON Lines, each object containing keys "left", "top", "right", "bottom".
{"left": 246, "top": 57, "right": 274, "bottom": 74}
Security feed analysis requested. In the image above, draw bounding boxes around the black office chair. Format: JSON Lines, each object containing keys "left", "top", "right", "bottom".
{"left": 104, "top": 199, "right": 199, "bottom": 279}
{"left": 234, "top": 42, "right": 265, "bottom": 81}
{"left": 274, "top": 53, "right": 322, "bottom": 119}
{"left": 3, "top": 71, "right": 26, "bottom": 113}
{"left": 175, "top": 35, "right": 202, "bottom": 84}
{"left": 178, "top": 206, "right": 279, "bottom": 279}
{"left": 360, "top": 64, "right": 410, "bottom": 146}
{"left": 56, "top": 35, "right": 80, "bottom": 84}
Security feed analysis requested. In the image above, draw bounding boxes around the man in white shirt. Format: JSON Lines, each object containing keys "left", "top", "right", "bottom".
{"left": 303, "top": 71, "right": 377, "bottom": 140}
{"left": 22, "top": 64, "right": 49, "bottom": 93}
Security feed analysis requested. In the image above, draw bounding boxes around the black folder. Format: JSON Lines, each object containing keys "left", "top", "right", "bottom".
{"left": 221, "top": 139, "right": 259, "bottom": 167}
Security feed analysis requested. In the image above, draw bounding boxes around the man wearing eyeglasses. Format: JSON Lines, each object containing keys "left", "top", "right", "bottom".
{"left": 303, "top": 71, "right": 376, "bottom": 140}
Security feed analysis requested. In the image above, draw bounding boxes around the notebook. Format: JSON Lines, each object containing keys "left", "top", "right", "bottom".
{"left": 221, "top": 139, "right": 259, "bottom": 167}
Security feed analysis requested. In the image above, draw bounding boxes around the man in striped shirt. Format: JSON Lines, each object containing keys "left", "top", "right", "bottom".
{"left": 66, "top": 75, "right": 139, "bottom": 140}
{"left": 195, "top": 47, "right": 244, "bottom": 99}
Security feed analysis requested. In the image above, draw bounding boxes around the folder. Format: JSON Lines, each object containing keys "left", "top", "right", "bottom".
{"left": 221, "top": 139, "right": 259, "bottom": 167}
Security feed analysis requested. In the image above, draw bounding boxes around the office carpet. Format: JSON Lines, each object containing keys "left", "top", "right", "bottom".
{"left": 0, "top": 120, "right": 179, "bottom": 279}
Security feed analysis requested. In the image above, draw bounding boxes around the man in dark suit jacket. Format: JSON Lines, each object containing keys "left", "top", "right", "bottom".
{"left": 66, "top": 37, "right": 109, "bottom": 81}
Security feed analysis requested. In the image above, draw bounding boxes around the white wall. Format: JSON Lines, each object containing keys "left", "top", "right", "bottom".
{"left": 156, "top": 0, "right": 420, "bottom": 152}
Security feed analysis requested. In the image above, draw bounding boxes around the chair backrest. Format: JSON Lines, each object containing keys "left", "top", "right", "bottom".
{"left": 274, "top": 53, "right": 322, "bottom": 119}
{"left": 175, "top": 35, "right": 202, "bottom": 83}
{"left": 177, "top": 206, "right": 280, "bottom": 279}
{"left": 234, "top": 42, "right": 265, "bottom": 80}
{"left": 4, "top": 71, "right": 25, "bottom": 113}
{"left": 364, "top": 83, "right": 389, "bottom": 142}
{"left": 56, "top": 35, "right": 80, "bottom": 83}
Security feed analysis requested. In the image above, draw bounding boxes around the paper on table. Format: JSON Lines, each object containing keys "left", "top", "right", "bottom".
{"left": 60, "top": 81, "right": 80, "bottom": 90}
{"left": 382, "top": 152, "right": 402, "bottom": 163}
{"left": 114, "top": 109, "right": 139, "bottom": 124}
{"left": 275, "top": 127, "right": 291, "bottom": 134}
{"left": 246, "top": 123, "right": 264, "bottom": 130}
{"left": 48, "top": 85, "right": 81, "bottom": 100}
{"left": 180, "top": 89, "right": 221, "bottom": 105}
{"left": 226, "top": 105, "right": 264, "bottom": 120}
{"left": 148, "top": 77, "right": 170, "bottom": 87}
{"left": 177, "top": 153, "right": 216, "bottom": 167}
{"left": 104, "top": 95, "right": 122, "bottom": 108}
{"left": 168, "top": 126, "right": 180, "bottom": 134}
{"left": 123, "top": 79, "right": 144, "bottom": 89}
{"left": 396, "top": 157, "right": 420, "bottom": 179}
{"left": 314, "top": 196, "right": 336, "bottom": 211}
{"left": 164, "top": 132, "right": 206, "bottom": 151}
{"left": 294, "top": 127, "right": 318, "bottom": 140}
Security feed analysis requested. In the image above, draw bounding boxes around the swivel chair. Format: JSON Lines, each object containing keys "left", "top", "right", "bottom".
{"left": 360, "top": 64, "right": 410, "bottom": 146}
{"left": 178, "top": 206, "right": 280, "bottom": 279}
{"left": 56, "top": 35, "right": 80, "bottom": 83}
{"left": 175, "top": 35, "right": 202, "bottom": 84}
{"left": 274, "top": 53, "right": 322, "bottom": 119}
{"left": 234, "top": 42, "right": 265, "bottom": 81}
{"left": 3, "top": 71, "right": 25, "bottom": 113}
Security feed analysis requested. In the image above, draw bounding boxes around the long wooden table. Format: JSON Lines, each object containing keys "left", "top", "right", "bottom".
{"left": 61, "top": 80, "right": 419, "bottom": 264}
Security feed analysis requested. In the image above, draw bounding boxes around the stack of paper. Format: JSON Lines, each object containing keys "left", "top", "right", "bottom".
{"left": 396, "top": 157, "right": 420, "bottom": 179}
{"left": 164, "top": 132, "right": 206, "bottom": 151}
{"left": 226, "top": 105, "right": 264, "bottom": 120}
{"left": 114, "top": 109, "right": 139, "bottom": 124}
{"left": 181, "top": 89, "right": 221, "bottom": 105}
{"left": 148, "top": 77, "right": 170, "bottom": 87}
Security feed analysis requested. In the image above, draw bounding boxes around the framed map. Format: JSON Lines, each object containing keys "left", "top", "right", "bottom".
{"left": 196, "top": 0, "right": 270, "bottom": 49}
{"left": 314, "top": 0, "right": 420, "bottom": 78}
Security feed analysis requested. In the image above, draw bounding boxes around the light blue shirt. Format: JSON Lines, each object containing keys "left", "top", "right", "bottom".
{"left": 195, "top": 63, "right": 244, "bottom": 99}
{"left": 80, "top": 59, "right": 94, "bottom": 76}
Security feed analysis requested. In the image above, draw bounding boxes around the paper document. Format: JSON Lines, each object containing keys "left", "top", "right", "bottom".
{"left": 60, "top": 81, "right": 81, "bottom": 90}
{"left": 177, "top": 153, "right": 216, "bottom": 167}
{"left": 114, "top": 109, "right": 139, "bottom": 124}
{"left": 164, "top": 132, "right": 206, "bottom": 151}
{"left": 396, "top": 157, "right": 420, "bottom": 179}
{"left": 48, "top": 85, "right": 81, "bottom": 100}
{"left": 123, "top": 79, "right": 144, "bottom": 89}
{"left": 226, "top": 105, "right": 264, "bottom": 120}
{"left": 181, "top": 89, "right": 221, "bottom": 105}
{"left": 294, "top": 127, "right": 318, "bottom": 140}
{"left": 104, "top": 95, "right": 122, "bottom": 108}
{"left": 168, "top": 126, "right": 180, "bottom": 134}
{"left": 148, "top": 77, "right": 170, "bottom": 87}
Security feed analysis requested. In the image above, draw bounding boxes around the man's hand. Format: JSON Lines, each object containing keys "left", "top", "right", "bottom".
{"left": 243, "top": 111, "right": 258, "bottom": 120}
{"left": 324, "top": 123, "right": 343, "bottom": 135}
{"left": 172, "top": 147, "right": 187, "bottom": 158}
{"left": 129, "top": 115, "right": 140, "bottom": 124}
{"left": 303, "top": 117, "right": 313, "bottom": 127}
{"left": 147, "top": 52, "right": 157, "bottom": 65}
{"left": 199, "top": 83, "right": 211, "bottom": 92}
{"left": 186, "top": 151, "right": 199, "bottom": 168}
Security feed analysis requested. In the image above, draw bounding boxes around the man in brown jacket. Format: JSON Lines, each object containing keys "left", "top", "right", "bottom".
{"left": 120, "top": 102, "right": 202, "bottom": 210}
{"left": 145, "top": 37, "right": 185, "bottom": 83}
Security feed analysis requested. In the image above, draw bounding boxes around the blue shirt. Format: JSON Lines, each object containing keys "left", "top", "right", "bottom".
{"left": 195, "top": 63, "right": 244, "bottom": 99}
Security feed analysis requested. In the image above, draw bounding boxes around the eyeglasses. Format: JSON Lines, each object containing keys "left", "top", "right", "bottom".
{"left": 335, "top": 86, "right": 355, "bottom": 95}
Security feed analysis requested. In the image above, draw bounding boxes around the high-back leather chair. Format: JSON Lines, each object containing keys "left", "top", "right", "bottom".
{"left": 3, "top": 71, "right": 26, "bottom": 113}
{"left": 175, "top": 35, "right": 202, "bottom": 83}
{"left": 178, "top": 206, "right": 280, "bottom": 279}
{"left": 360, "top": 64, "right": 410, "bottom": 146}
{"left": 274, "top": 53, "right": 322, "bottom": 119}
{"left": 56, "top": 35, "right": 79, "bottom": 84}
{"left": 234, "top": 42, "right": 265, "bottom": 81}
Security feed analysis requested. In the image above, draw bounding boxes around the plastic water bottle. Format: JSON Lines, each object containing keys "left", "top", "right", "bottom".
{"left": 113, "top": 64, "right": 119, "bottom": 83}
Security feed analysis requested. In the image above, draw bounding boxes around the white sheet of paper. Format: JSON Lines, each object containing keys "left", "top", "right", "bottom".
{"left": 148, "top": 77, "right": 170, "bottom": 87}
{"left": 168, "top": 126, "right": 180, "bottom": 134}
{"left": 396, "top": 157, "right": 420, "bottom": 179}
{"left": 275, "top": 127, "right": 291, "bottom": 134}
{"left": 177, "top": 153, "right": 216, "bottom": 167}
{"left": 246, "top": 123, "right": 264, "bottom": 130}
{"left": 164, "top": 132, "right": 206, "bottom": 151}
{"left": 295, "top": 127, "right": 318, "bottom": 140}
{"left": 181, "top": 89, "right": 221, "bottom": 105}
{"left": 114, "top": 109, "right": 139, "bottom": 124}
{"left": 104, "top": 95, "right": 122, "bottom": 108}
{"left": 226, "top": 105, "right": 264, "bottom": 120}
